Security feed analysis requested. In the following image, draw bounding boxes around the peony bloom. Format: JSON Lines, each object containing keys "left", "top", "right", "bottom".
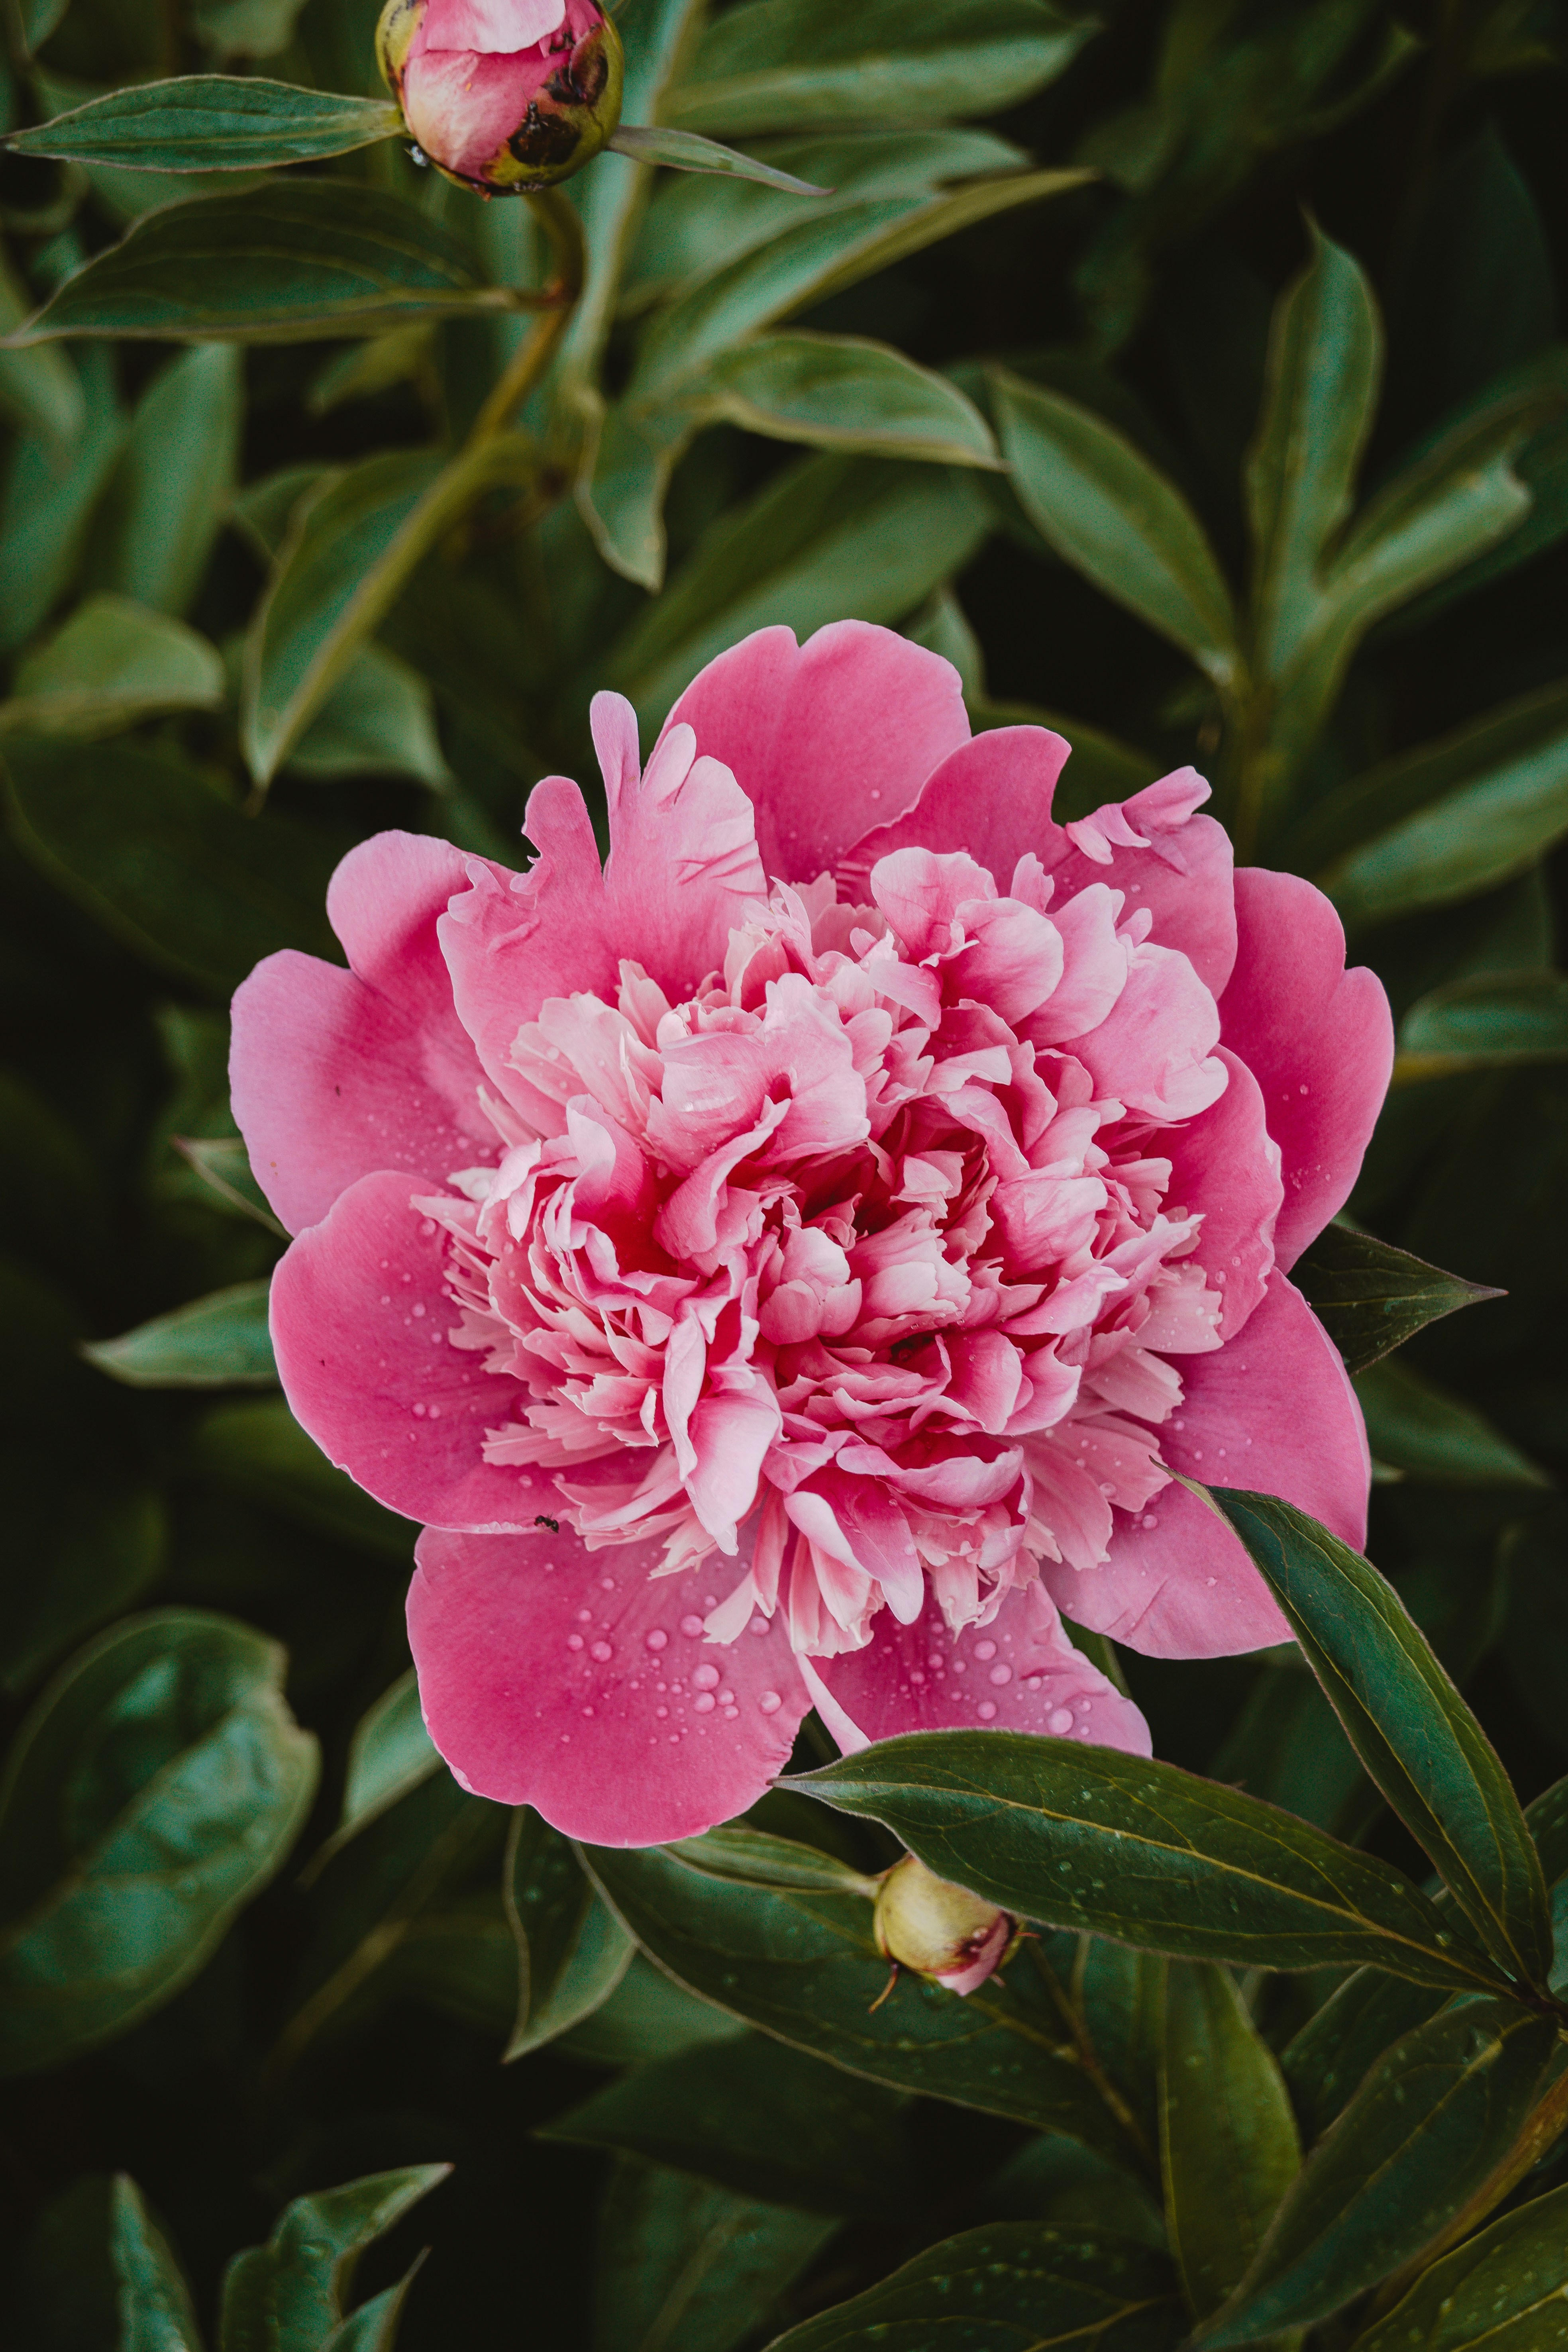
{"left": 232, "top": 622, "right": 1392, "bottom": 1846}
{"left": 377, "top": 0, "right": 623, "bottom": 192}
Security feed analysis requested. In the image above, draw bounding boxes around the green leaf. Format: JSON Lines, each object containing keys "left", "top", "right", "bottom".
{"left": 663, "top": 1825, "right": 879, "bottom": 1895}
{"left": 1280, "top": 1970, "right": 1450, "bottom": 2146}
{"left": 82, "top": 1279, "right": 275, "bottom": 1389}
{"left": 993, "top": 367, "right": 1242, "bottom": 689}
{"left": 0, "top": 352, "right": 128, "bottom": 657}
{"left": 686, "top": 332, "right": 1000, "bottom": 467}
{"left": 0, "top": 1609, "right": 319, "bottom": 2077}
{"left": 172, "top": 1136, "right": 288, "bottom": 1237}
{"left": 3, "top": 78, "right": 402, "bottom": 171}
{"left": 1397, "top": 973, "right": 1568, "bottom": 1080}
{"left": 1245, "top": 224, "right": 1381, "bottom": 682}
{"left": 2, "top": 736, "right": 339, "bottom": 997}
{"left": 559, "top": 1950, "right": 749, "bottom": 2068}
{"left": 1299, "top": 681, "right": 1568, "bottom": 927}
{"left": 504, "top": 1809, "right": 632, "bottom": 2061}
{"left": 182, "top": 1398, "right": 412, "bottom": 1558}
{"left": 1354, "top": 1358, "right": 1552, "bottom": 1490}
{"left": 786, "top": 1733, "right": 1511, "bottom": 1994}
{"left": 6, "top": 183, "right": 514, "bottom": 344}
{"left": 1, "top": 594, "right": 224, "bottom": 736}
{"left": 1073, "top": 1938, "right": 1163, "bottom": 2154}
{"left": 1195, "top": 1486, "right": 1554, "bottom": 1988}
{"left": 544, "top": 2030, "right": 920, "bottom": 2217}
{"left": 1291, "top": 1224, "right": 1503, "bottom": 1373}
{"left": 91, "top": 343, "right": 242, "bottom": 617}
{"left": 605, "top": 451, "right": 990, "bottom": 702}
{"left": 1353, "top": 2181, "right": 1568, "bottom": 2352}
{"left": 593, "top": 2161, "right": 837, "bottom": 2352}
{"left": 583, "top": 1839, "right": 1137, "bottom": 2157}
{"left": 111, "top": 2176, "right": 205, "bottom": 2352}
{"left": 219, "top": 2168, "right": 448, "bottom": 2352}
{"left": 318, "top": 2261, "right": 428, "bottom": 2352}
{"left": 1527, "top": 1776, "right": 1568, "bottom": 1885}
{"left": 0, "top": 252, "right": 84, "bottom": 445}
{"left": 1198, "top": 1999, "right": 1559, "bottom": 2345}
{"left": 666, "top": 0, "right": 1096, "bottom": 136}
{"left": 1159, "top": 1962, "right": 1301, "bottom": 2319}
{"left": 759, "top": 2221, "right": 1181, "bottom": 2352}
{"left": 608, "top": 123, "right": 829, "bottom": 195}
{"left": 337, "top": 1672, "right": 440, "bottom": 1841}
{"left": 286, "top": 645, "right": 450, "bottom": 788}
{"left": 194, "top": 0, "right": 313, "bottom": 59}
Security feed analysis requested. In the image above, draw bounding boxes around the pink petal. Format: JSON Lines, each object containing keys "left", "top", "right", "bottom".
{"left": 1044, "top": 811, "right": 1237, "bottom": 999}
{"left": 662, "top": 622, "right": 971, "bottom": 888}
{"left": 230, "top": 832, "right": 497, "bottom": 1236}
{"left": 786, "top": 1472, "right": 925, "bottom": 1624}
{"left": 814, "top": 1578, "right": 1151, "bottom": 1751}
{"left": 1220, "top": 871, "right": 1394, "bottom": 1269}
{"left": 1156, "top": 1046, "right": 1283, "bottom": 1338}
{"left": 840, "top": 726, "right": 1069, "bottom": 899}
{"left": 1066, "top": 940, "right": 1227, "bottom": 1122}
{"left": 401, "top": 50, "right": 548, "bottom": 177}
{"left": 409, "top": 1523, "right": 810, "bottom": 1842}
{"left": 441, "top": 712, "right": 765, "bottom": 1120}
{"left": 270, "top": 1168, "right": 538, "bottom": 1532}
{"left": 1038, "top": 1271, "right": 1369, "bottom": 1657}
{"left": 415, "top": 0, "right": 566, "bottom": 54}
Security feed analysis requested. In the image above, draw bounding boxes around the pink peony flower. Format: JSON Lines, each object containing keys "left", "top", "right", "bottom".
{"left": 376, "top": 0, "right": 622, "bottom": 191}
{"left": 232, "top": 622, "right": 1392, "bottom": 1846}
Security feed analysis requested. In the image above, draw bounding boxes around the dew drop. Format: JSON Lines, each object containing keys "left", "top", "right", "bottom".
{"left": 1050, "top": 1707, "right": 1074, "bottom": 1733}
{"left": 759, "top": 1691, "right": 782, "bottom": 1713}
{"left": 566, "top": 1634, "right": 583, "bottom": 1652}
{"left": 680, "top": 1614, "right": 705, "bottom": 1637}
{"left": 694, "top": 1693, "right": 716, "bottom": 1713}
{"left": 692, "top": 1663, "right": 720, "bottom": 1690}
{"left": 977, "top": 1701, "right": 998, "bottom": 1720}
{"left": 989, "top": 1663, "right": 1013, "bottom": 1686}
{"left": 974, "top": 1640, "right": 997, "bottom": 1661}
{"left": 590, "top": 1640, "right": 612, "bottom": 1662}
{"left": 1142, "top": 1513, "right": 1158, "bottom": 1530}
{"left": 656, "top": 1705, "right": 668, "bottom": 1718}
{"left": 576, "top": 1609, "right": 593, "bottom": 1624}
{"left": 645, "top": 1629, "right": 668, "bottom": 1651}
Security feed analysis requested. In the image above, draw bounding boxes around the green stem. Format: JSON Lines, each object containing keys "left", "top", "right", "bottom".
{"left": 468, "top": 185, "right": 587, "bottom": 449}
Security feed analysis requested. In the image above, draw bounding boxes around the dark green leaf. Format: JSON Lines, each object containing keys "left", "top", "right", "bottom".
{"left": 173, "top": 1137, "right": 288, "bottom": 1237}
{"left": 0, "top": 1609, "right": 319, "bottom": 2076}
{"left": 1073, "top": 1938, "right": 1163, "bottom": 2155}
{"left": 1197, "top": 1487, "right": 1553, "bottom": 1987}
{"left": 1280, "top": 1970, "right": 1450, "bottom": 2146}
{"left": 300, "top": 1671, "right": 442, "bottom": 1885}
{"left": 1353, "top": 2181, "right": 1568, "bottom": 2352}
{"left": 1159, "top": 1962, "right": 1300, "bottom": 2318}
{"left": 0, "top": 593, "right": 224, "bottom": 736}
{"left": 584, "top": 1839, "right": 1136, "bottom": 2157}
{"left": 543, "top": 2031, "right": 919, "bottom": 2217}
{"left": 1398, "top": 973, "right": 1568, "bottom": 1079}
{"left": 505, "top": 1809, "right": 632, "bottom": 2060}
{"left": 111, "top": 2176, "right": 204, "bottom": 2352}
{"left": 994, "top": 366, "right": 1241, "bottom": 688}
{"left": 7, "top": 183, "right": 513, "bottom": 343}
{"left": 787, "top": 1734, "right": 1509, "bottom": 1994}
{"left": 558, "top": 1952, "right": 749, "bottom": 2069}
{"left": 1291, "top": 1225, "right": 1502, "bottom": 1372}
{"left": 1527, "top": 1777, "right": 1568, "bottom": 1886}
{"left": 1199, "top": 1999, "right": 1559, "bottom": 2344}
{"left": 83, "top": 1280, "right": 275, "bottom": 1389}
{"left": 91, "top": 342, "right": 242, "bottom": 618}
{"left": 220, "top": 2168, "right": 448, "bottom": 2352}
{"left": 1354, "top": 1359, "right": 1552, "bottom": 1490}
{"left": 2, "top": 735, "right": 340, "bottom": 997}
{"left": 593, "top": 2161, "right": 837, "bottom": 2352}
{"left": 690, "top": 333, "right": 1001, "bottom": 468}
{"left": 664, "top": 1825, "right": 879, "bottom": 1896}
{"left": 608, "top": 123, "right": 829, "bottom": 195}
{"left": 3, "top": 78, "right": 401, "bottom": 171}
{"left": 759, "top": 2221, "right": 1181, "bottom": 2352}
{"left": 318, "top": 2260, "right": 428, "bottom": 2352}
{"left": 667, "top": 0, "right": 1095, "bottom": 135}
{"left": 181, "top": 1398, "right": 412, "bottom": 1558}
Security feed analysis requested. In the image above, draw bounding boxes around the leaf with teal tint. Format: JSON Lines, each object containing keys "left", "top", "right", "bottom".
{"left": 1398, "top": 973, "right": 1568, "bottom": 1079}
{"left": 83, "top": 1280, "right": 275, "bottom": 1389}
{"left": 689, "top": 333, "right": 1001, "bottom": 467}
{"left": 1355, "top": 1359, "right": 1552, "bottom": 1490}
{"left": 1280, "top": 1970, "right": 1451, "bottom": 2146}
{"left": 1291, "top": 1225, "right": 1502, "bottom": 1372}
{"left": 3, "top": 78, "right": 402, "bottom": 171}
{"left": 505, "top": 1809, "right": 632, "bottom": 2060}
{"left": 1352, "top": 2181, "right": 1568, "bottom": 2352}
{"left": 608, "top": 124, "right": 829, "bottom": 195}
{"left": 593, "top": 2160, "right": 837, "bottom": 2352}
{"left": 112, "top": 2177, "right": 204, "bottom": 2352}
{"left": 219, "top": 2168, "right": 448, "bottom": 2352}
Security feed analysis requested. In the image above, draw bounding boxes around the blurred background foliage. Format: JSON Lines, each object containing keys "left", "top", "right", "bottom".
{"left": 1, "top": 0, "right": 1567, "bottom": 2345}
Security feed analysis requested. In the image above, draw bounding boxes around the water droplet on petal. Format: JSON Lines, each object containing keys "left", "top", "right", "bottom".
{"left": 590, "top": 1641, "right": 612, "bottom": 1662}
{"left": 759, "top": 1691, "right": 782, "bottom": 1713}
{"left": 989, "top": 1663, "right": 1012, "bottom": 1686}
{"left": 1050, "top": 1707, "right": 1074, "bottom": 1733}
{"left": 974, "top": 1640, "right": 997, "bottom": 1661}
{"left": 645, "top": 1629, "right": 668, "bottom": 1651}
{"left": 692, "top": 1663, "right": 720, "bottom": 1689}
{"left": 680, "top": 1614, "right": 705, "bottom": 1637}
{"left": 566, "top": 1634, "right": 583, "bottom": 1651}
{"left": 694, "top": 1693, "right": 716, "bottom": 1713}
{"left": 977, "top": 1701, "right": 997, "bottom": 1720}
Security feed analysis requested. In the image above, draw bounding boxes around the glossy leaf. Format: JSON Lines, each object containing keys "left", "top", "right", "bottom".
{"left": 286, "top": 645, "right": 450, "bottom": 788}
{"left": 1198, "top": 1487, "right": 1553, "bottom": 1987}
{"left": 667, "top": 0, "right": 1095, "bottom": 136}
{"left": 2, "top": 736, "right": 339, "bottom": 996}
{"left": 663, "top": 1824, "right": 879, "bottom": 1895}
{"left": 318, "top": 2261, "right": 428, "bottom": 2352}
{"left": 789, "top": 1735, "right": 1509, "bottom": 1993}
{"left": 1199, "top": 1999, "right": 1559, "bottom": 2344}
{"left": 0, "top": 1610, "right": 319, "bottom": 2076}
{"left": 1, "top": 595, "right": 225, "bottom": 736}
{"left": 173, "top": 1136, "right": 288, "bottom": 1236}
{"left": 504, "top": 1809, "right": 632, "bottom": 2060}
{"left": 1073, "top": 1938, "right": 1163, "bottom": 2155}
{"left": 760, "top": 2221, "right": 1181, "bottom": 2352}
{"left": 0, "top": 349, "right": 126, "bottom": 657}
{"left": 219, "top": 2168, "right": 448, "bottom": 2352}
{"left": 1354, "top": 2181, "right": 1568, "bottom": 2352}
{"left": 301, "top": 1671, "right": 442, "bottom": 1886}
{"left": 544, "top": 2030, "right": 920, "bottom": 2217}
{"left": 2, "top": 78, "right": 402, "bottom": 171}
{"left": 584, "top": 1839, "right": 1137, "bottom": 2156}
{"left": 608, "top": 123, "right": 829, "bottom": 195}
{"left": 1158, "top": 1962, "right": 1301, "bottom": 2318}
{"left": 689, "top": 333, "right": 1001, "bottom": 467}
{"left": 1398, "top": 972, "right": 1568, "bottom": 1079}
{"left": 111, "top": 2176, "right": 204, "bottom": 2352}
{"left": 1355, "top": 1358, "right": 1552, "bottom": 1490}
{"left": 8, "top": 183, "right": 514, "bottom": 344}
{"left": 593, "top": 2161, "right": 837, "bottom": 2352}
{"left": 560, "top": 1951, "right": 749, "bottom": 2069}
{"left": 994, "top": 367, "right": 1242, "bottom": 689}
{"left": 83, "top": 1280, "right": 275, "bottom": 1389}
{"left": 93, "top": 343, "right": 242, "bottom": 618}
{"left": 1291, "top": 1224, "right": 1502, "bottom": 1372}
{"left": 1280, "top": 1970, "right": 1450, "bottom": 2146}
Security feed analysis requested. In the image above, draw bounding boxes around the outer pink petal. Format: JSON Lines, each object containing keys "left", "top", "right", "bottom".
{"left": 1221, "top": 870, "right": 1393, "bottom": 1269}
{"left": 815, "top": 1578, "right": 1151, "bottom": 1753}
{"left": 662, "top": 622, "right": 972, "bottom": 888}
{"left": 270, "top": 1168, "right": 537, "bottom": 1532}
{"left": 1041, "top": 812, "right": 1238, "bottom": 999}
{"left": 440, "top": 713, "right": 765, "bottom": 1117}
{"left": 839, "top": 728, "right": 1070, "bottom": 900}
{"left": 1039, "top": 1271, "right": 1369, "bottom": 1657}
{"left": 231, "top": 832, "right": 498, "bottom": 1236}
{"left": 1155, "top": 1047, "right": 1283, "bottom": 1338}
{"left": 408, "top": 1524, "right": 810, "bottom": 1842}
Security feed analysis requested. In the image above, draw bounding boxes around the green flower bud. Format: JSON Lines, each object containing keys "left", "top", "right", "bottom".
{"left": 377, "top": 0, "right": 624, "bottom": 195}
{"left": 873, "top": 1853, "right": 1016, "bottom": 1996}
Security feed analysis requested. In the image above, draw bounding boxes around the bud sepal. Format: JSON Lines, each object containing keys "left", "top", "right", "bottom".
{"left": 872, "top": 1852, "right": 1019, "bottom": 1997}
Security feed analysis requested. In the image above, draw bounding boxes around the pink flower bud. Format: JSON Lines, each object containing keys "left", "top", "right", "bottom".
{"left": 377, "top": 0, "right": 624, "bottom": 192}
{"left": 872, "top": 1853, "right": 1016, "bottom": 1997}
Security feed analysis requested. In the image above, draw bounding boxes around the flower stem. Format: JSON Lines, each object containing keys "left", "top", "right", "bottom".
{"left": 468, "top": 186, "right": 588, "bottom": 448}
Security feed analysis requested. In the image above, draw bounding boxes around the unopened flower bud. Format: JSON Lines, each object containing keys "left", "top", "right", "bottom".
{"left": 377, "top": 0, "right": 624, "bottom": 194}
{"left": 873, "top": 1853, "right": 1016, "bottom": 1997}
